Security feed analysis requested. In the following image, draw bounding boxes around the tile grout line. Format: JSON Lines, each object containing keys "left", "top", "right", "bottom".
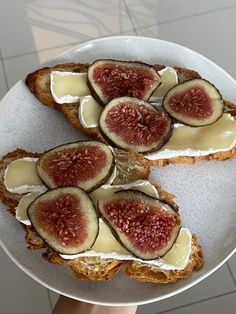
{"left": 154, "top": 290, "right": 236, "bottom": 314}
{"left": 122, "top": 0, "right": 138, "bottom": 35}
{"left": 47, "top": 288, "right": 53, "bottom": 312}
{"left": 0, "top": 26, "right": 136, "bottom": 62}
{"left": 1, "top": 3, "right": 236, "bottom": 62}
{"left": 132, "top": 3, "right": 236, "bottom": 33}
{"left": 226, "top": 261, "right": 236, "bottom": 287}
{"left": 0, "top": 48, "right": 9, "bottom": 90}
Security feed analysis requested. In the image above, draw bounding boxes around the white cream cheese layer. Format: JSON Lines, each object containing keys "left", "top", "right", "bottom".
{"left": 146, "top": 114, "right": 236, "bottom": 160}
{"left": 150, "top": 67, "right": 178, "bottom": 100}
{"left": 78, "top": 95, "right": 103, "bottom": 128}
{"left": 50, "top": 67, "right": 177, "bottom": 106}
{"left": 50, "top": 71, "right": 90, "bottom": 104}
{"left": 13, "top": 177, "right": 191, "bottom": 270}
{"left": 60, "top": 221, "right": 192, "bottom": 271}
{"left": 4, "top": 157, "right": 47, "bottom": 194}
{"left": 106, "top": 166, "right": 117, "bottom": 185}
{"left": 60, "top": 180, "right": 191, "bottom": 270}
{"left": 89, "top": 179, "right": 159, "bottom": 204}
{"left": 15, "top": 192, "right": 41, "bottom": 225}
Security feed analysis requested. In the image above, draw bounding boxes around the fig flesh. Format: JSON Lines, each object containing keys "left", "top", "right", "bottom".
{"left": 163, "top": 78, "right": 224, "bottom": 126}
{"left": 36, "top": 141, "right": 114, "bottom": 192}
{"left": 98, "top": 190, "right": 181, "bottom": 260}
{"left": 99, "top": 97, "right": 172, "bottom": 153}
{"left": 87, "top": 59, "right": 161, "bottom": 105}
{"left": 27, "top": 187, "right": 99, "bottom": 254}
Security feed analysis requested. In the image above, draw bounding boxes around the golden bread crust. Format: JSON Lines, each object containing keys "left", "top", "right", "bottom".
{"left": 25, "top": 62, "right": 201, "bottom": 145}
{"left": 151, "top": 100, "right": 236, "bottom": 166}
{"left": 124, "top": 234, "right": 203, "bottom": 283}
{"left": 0, "top": 149, "right": 203, "bottom": 282}
{"left": 0, "top": 148, "right": 149, "bottom": 252}
{"left": 42, "top": 249, "right": 126, "bottom": 281}
{"left": 0, "top": 149, "right": 40, "bottom": 212}
{"left": 25, "top": 62, "right": 236, "bottom": 166}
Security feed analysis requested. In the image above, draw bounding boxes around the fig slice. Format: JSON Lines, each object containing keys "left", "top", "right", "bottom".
{"left": 163, "top": 78, "right": 224, "bottom": 126}
{"left": 99, "top": 97, "right": 172, "bottom": 153}
{"left": 36, "top": 141, "right": 115, "bottom": 192}
{"left": 87, "top": 59, "right": 161, "bottom": 105}
{"left": 98, "top": 190, "right": 181, "bottom": 260}
{"left": 27, "top": 187, "right": 99, "bottom": 254}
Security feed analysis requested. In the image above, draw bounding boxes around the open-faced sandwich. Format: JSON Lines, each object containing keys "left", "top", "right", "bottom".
{"left": 0, "top": 141, "right": 203, "bottom": 282}
{"left": 26, "top": 59, "right": 236, "bottom": 166}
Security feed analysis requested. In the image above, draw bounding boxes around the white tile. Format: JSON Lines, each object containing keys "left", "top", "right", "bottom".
{"left": 0, "top": 247, "right": 51, "bottom": 314}
{"left": 49, "top": 290, "right": 60, "bottom": 308}
{"left": 0, "top": 0, "right": 133, "bottom": 58}
{"left": 161, "top": 292, "right": 236, "bottom": 314}
{"left": 136, "top": 7, "right": 236, "bottom": 79}
{"left": 137, "top": 264, "right": 235, "bottom": 314}
{"left": 0, "top": 61, "right": 8, "bottom": 99}
{"left": 2, "top": 28, "right": 136, "bottom": 89}
{"left": 3, "top": 44, "right": 74, "bottom": 88}
{"left": 227, "top": 253, "right": 236, "bottom": 285}
{"left": 126, "top": 0, "right": 236, "bottom": 29}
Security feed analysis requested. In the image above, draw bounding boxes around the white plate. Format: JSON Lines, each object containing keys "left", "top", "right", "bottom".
{"left": 0, "top": 36, "right": 236, "bottom": 306}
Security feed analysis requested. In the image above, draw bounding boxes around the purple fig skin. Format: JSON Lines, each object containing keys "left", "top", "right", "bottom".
{"left": 98, "top": 190, "right": 181, "bottom": 260}
{"left": 36, "top": 140, "right": 115, "bottom": 193}
{"left": 87, "top": 59, "right": 161, "bottom": 105}
{"left": 27, "top": 187, "right": 99, "bottom": 255}
{"left": 162, "top": 78, "right": 224, "bottom": 127}
{"left": 99, "top": 97, "right": 173, "bottom": 154}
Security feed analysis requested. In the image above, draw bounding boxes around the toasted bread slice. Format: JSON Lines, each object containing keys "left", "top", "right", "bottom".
{"left": 25, "top": 63, "right": 201, "bottom": 145}
{"left": 41, "top": 232, "right": 203, "bottom": 283}
{"left": 42, "top": 250, "right": 126, "bottom": 281}
{"left": 41, "top": 185, "right": 203, "bottom": 283}
{"left": 124, "top": 234, "right": 203, "bottom": 283}
{"left": 25, "top": 63, "right": 236, "bottom": 165}
{"left": 0, "top": 149, "right": 203, "bottom": 282}
{"left": 0, "top": 147, "right": 149, "bottom": 250}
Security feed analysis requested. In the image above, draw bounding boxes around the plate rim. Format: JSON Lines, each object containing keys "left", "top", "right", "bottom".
{"left": 0, "top": 35, "right": 236, "bottom": 306}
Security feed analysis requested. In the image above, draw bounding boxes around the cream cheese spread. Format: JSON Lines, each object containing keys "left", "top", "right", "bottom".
{"left": 146, "top": 114, "right": 236, "bottom": 160}
{"left": 50, "top": 71, "right": 90, "bottom": 104}
{"left": 4, "top": 157, "right": 47, "bottom": 194}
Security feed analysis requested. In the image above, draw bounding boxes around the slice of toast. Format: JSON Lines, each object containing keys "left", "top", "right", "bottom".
{"left": 0, "top": 147, "right": 149, "bottom": 250}
{"left": 25, "top": 62, "right": 236, "bottom": 165}
{"left": 0, "top": 148, "right": 203, "bottom": 282}
{"left": 41, "top": 184, "right": 203, "bottom": 283}
{"left": 124, "top": 234, "right": 203, "bottom": 283}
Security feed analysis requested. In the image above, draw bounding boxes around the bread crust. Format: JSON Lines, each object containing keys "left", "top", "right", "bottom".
{"left": 0, "top": 148, "right": 203, "bottom": 282}
{"left": 124, "top": 235, "right": 203, "bottom": 283}
{"left": 25, "top": 62, "right": 236, "bottom": 166}
{"left": 0, "top": 147, "right": 149, "bottom": 265}
{"left": 25, "top": 62, "right": 201, "bottom": 144}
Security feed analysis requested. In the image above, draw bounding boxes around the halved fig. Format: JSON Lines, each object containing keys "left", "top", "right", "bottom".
{"left": 27, "top": 187, "right": 99, "bottom": 254}
{"left": 87, "top": 59, "right": 161, "bottom": 105}
{"left": 98, "top": 190, "right": 181, "bottom": 260}
{"left": 37, "top": 141, "right": 114, "bottom": 192}
{"left": 163, "top": 78, "right": 224, "bottom": 126}
{"left": 99, "top": 97, "right": 172, "bottom": 153}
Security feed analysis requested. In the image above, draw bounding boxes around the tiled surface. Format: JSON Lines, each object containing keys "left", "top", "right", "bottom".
{"left": 0, "top": 61, "right": 8, "bottom": 99}
{"left": 49, "top": 291, "right": 59, "bottom": 308}
{"left": 0, "top": 0, "right": 236, "bottom": 314}
{"left": 227, "top": 254, "right": 236, "bottom": 286}
{"left": 136, "top": 6, "right": 236, "bottom": 78}
{"left": 0, "top": 0, "right": 133, "bottom": 58}
{"left": 3, "top": 44, "right": 74, "bottom": 88}
{"left": 125, "top": 0, "right": 236, "bottom": 29}
{"left": 0, "top": 247, "right": 51, "bottom": 314}
{"left": 137, "top": 264, "right": 235, "bottom": 313}
{"left": 159, "top": 292, "right": 236, "bottom": 314}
